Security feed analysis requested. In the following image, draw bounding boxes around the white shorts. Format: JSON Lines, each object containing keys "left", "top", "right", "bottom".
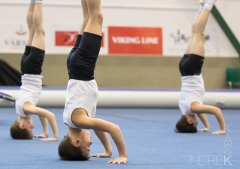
{"left": 63, "top": 79, "right": 98, "bottom": 128}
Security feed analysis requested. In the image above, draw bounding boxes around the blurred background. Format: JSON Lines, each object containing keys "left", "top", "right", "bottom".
{"left": 0, "top": 0, "right": 239, "bottom": 89}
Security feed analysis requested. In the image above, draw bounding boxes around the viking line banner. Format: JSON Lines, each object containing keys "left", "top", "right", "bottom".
{"left": 108, "top": 26, "right": 163, "bottom": 55}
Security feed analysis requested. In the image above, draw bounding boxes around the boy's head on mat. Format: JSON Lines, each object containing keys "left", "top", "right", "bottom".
{"left": 10, "top": 117, "right": 34, "bottom": 139}
{"left": 175, "top": 115, "right": 198, "bottom": 133}
{"left": 58, "top": 130, "right": 92, "bottom": 161}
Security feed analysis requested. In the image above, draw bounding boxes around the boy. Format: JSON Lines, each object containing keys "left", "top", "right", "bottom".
{"left": 176, "top": 0, "right": 225, "bottom": 135}
{"left": 58, "top": 0, "right": 127, "bottom": 164}
{"left": 10, "top": 0, "right": 58, "bottom": 141}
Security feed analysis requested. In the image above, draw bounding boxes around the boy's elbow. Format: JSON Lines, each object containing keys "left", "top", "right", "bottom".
{"left": 113, "top": 125, "right": 121, "bottom": 132}
{"left": 48, "top": 112, "right": 56, "bottom": 120}
{"left": 212, "top": 107, "right": 221, "bottom": 115}
{"left": 215, "top": 107, "right": 221, "bottom": 112}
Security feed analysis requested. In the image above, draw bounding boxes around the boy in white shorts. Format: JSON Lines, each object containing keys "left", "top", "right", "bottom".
{"left": 10, "top": 0, "right": 58, "bottom": 141}
{"left": 175, "top": 0, "right": 225, "bottom": 134}
{"left": 58, "top": 0, "right": 127, "bottom": 164}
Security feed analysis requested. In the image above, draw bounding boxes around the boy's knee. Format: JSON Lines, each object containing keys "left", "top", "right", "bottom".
{"left": 191, "top": 22, "right": 197, "bottom": 33}
{"left": 33, "top": 16, "right": 44, "bottom": 31}
{"left": 193, "top": 32, "right": 205, "bottom": 39}
{"left": 34, "top": 27, "right": 45, "bottom": 36}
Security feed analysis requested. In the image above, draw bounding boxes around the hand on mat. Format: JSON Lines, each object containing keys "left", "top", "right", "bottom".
{"left": 40, "top": 137, "right": 58, "bottom": 141}
{"left": 92, "top": 152, "right": 112, "bottom": 158}
{"left": 212, "top": 130, "right": 226, "bottom": 135}
{"left": 34, "top": 134, "right": 48, "bottom": 138}
{"left": 198, "top": 128, "right": 210, "bottom": 132}
{"left": 108, "top": 157, "right": 127, "bottom": 164}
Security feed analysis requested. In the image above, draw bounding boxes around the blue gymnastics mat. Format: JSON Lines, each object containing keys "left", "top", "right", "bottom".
{"left": 0, "top": 108, "right": 239, "bottom": 169}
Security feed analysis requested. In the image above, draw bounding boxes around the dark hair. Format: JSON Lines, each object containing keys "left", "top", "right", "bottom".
{"left": 58, "top": 135, "right": 89, "bottom": 161}
{"left": 175, "top": 115, "right": 197, "bottom": 133}
{"left": 10, "top": 120, "right": 33, "bottom": 139}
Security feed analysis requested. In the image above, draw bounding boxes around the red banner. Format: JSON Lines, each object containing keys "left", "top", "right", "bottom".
{"left": 55, "top": 31, "right": 78, "bottom": 46}
{"left": 55, "top": 31, "right": 104, "bottom": 47}
{"left": 108, "top": 26, "right": 162, "bottom": 55}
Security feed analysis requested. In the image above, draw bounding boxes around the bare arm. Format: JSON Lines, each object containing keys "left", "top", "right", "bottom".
{"left": 197, "top": 113, "right": 210, "bottom": 132}
{"left": 191, "top": 102, "right": 225, "bottom": 134}
{"left": 72, "top": 110, "right": 127, "bottom": 164}
{"left": 35, "top": 116, "right": 48, "bottom": 138}
{"left": 92, "top": 130, "right": 112, "bottom": 157}
{"left": 23, "top": 102, "right": 58, "bottom": 140}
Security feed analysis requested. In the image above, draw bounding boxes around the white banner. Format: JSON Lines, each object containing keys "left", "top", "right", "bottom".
{"left": 0, "top": 23, "right": 229, "bottom": 57}
{"left": 0, "top": 23, "right": 108, "bottom": 55}
{"left": 0, "top": 23, "right": 28, "bottom": 53}
{"left": 163, "top": 26, "right": 217, "bottom": 57}
{"left": 0, "top": 1, "right": 238, "bottom": 57}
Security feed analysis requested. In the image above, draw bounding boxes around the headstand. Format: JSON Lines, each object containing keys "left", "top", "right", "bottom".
{"left": 10, "top": 0, "right": 58, "bottom": 141}
{"left": 176, "top": 0, "right": 226, "bottom": 134}
{"left": 58, "top": 0, "right": 127, "bottom": 164}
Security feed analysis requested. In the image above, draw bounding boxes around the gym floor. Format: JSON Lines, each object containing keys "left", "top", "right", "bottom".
{"left": 0, "top": 108, "right": 239, "bottom": 169}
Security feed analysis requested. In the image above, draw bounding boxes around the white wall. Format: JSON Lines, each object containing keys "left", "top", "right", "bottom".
{"left": 216, "top": 0, "right": 240, "bottom": 44}
{"left": 0, "top": 0, "right": 238, "bottom": 57}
